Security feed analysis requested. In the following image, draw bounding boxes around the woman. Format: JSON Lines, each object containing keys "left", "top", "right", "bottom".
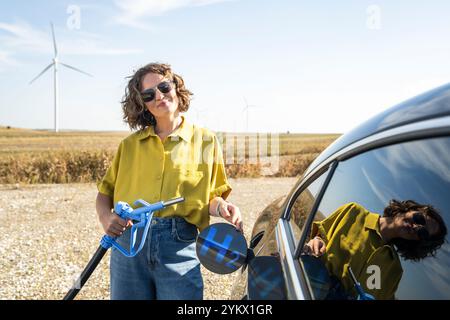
{"left": 305, "top": 200, "right": 447, "bottom": 299}
{"left": 96, "top": 62, "right": 242, "bottom": 300}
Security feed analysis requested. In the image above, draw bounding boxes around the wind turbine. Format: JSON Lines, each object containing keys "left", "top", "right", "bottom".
{"left": 29, "top": 22, "right": 92, "bottom": 132}
{"left": 242, "top": 96, "right": 261, "bottom": 132}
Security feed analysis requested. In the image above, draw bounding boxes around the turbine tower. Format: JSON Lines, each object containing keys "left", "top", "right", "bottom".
{"left": 29, "top": 23, "right": 92, "bottom": 132}
{"left": 242, "top": 96, "right": 261, "bottom": 132}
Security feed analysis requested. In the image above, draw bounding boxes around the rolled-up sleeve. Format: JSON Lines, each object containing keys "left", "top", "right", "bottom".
{"left": 97, "top": 141, "right": 123, "bottom": 198}
{"left": 311, "top": 202, "right": 359, "bottom": 243}
{"left": 209, "top": 135, "right": 232, "bottom": 201}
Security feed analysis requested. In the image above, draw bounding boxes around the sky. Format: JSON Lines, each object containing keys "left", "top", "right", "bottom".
{"left": 0, "top": 0, "right": 449, "bottom": 134}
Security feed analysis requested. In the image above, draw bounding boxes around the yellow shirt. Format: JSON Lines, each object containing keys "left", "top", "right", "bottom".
{"left": 97, "top": 117, "right": 232, "bottom": 231}
{"left": 312, "top": 202, "right": 403, "bottom": 300}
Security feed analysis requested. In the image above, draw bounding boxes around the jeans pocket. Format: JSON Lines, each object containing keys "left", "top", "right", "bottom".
{"left": 111, "top": 228, "right": 130, "bottom": 252}
{"left": 174, "top": 220, "right": 198, "bottom": 243}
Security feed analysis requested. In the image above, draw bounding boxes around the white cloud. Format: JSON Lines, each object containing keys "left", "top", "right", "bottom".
{"left": 0, "top": 50, "right": 20, "bottom": 71}
{"left": 114, "top": 0, "right": 235, "bottom": 29}
{"left": 0, "top": 20, "right": 143, "bottom": 63}
{"left": 0, "top": 21, "right": 50, "bottom": 54}
{"left": 0, "top": 50, "right": 18, "bottom": 64}
{"left": 63, "top": 37, "right": 143, "bottom": 56}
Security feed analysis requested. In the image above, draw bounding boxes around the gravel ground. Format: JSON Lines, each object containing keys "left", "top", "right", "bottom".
{"left": 0, "top": 178, "right": 297, "bottom": 300}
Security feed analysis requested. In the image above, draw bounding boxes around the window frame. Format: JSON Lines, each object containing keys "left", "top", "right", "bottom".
{"left": 282, "top": 163, "right": 336, "bottom": 251}
{"left": 282, "top": 165, "right": 332, "bottom": 220}
{"left": 274, "top": 163, "right": 336, "bottom": 300}
{"left": 291, "top": 161, "right": 337, "bottom": 259}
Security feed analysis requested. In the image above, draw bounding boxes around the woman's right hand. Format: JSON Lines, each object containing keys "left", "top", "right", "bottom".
{"left": 304, "top": 236, "right": 326, "bottom": 257}
{"left": 100, "top": 212, "right": 129, "bottom": 238}
{"left": 96, "top": 192, "right": 132, "bottom": 238}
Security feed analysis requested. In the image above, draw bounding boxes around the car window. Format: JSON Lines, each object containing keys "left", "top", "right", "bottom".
{"left": 288, "top": 169, "right": 329, "bottom": 248}
{"left": 300, "top": 136, "right": 450, "bottom": 300}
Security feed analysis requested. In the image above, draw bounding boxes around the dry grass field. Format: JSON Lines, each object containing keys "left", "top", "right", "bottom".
{"left": 0, "top": 126, "right": 338, "bottom": 155}
{"left": 0, "top": 126, "right": 339, "bottom": 184}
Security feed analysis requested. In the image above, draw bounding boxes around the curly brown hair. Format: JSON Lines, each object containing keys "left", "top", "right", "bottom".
{"left": 121, "top": 63, "right": 193, "bottom": 130}
{"left": 384, "top": 199, "right": 447, "bottom": 262}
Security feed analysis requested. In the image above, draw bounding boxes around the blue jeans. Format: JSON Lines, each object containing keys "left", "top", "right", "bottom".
{"left": 110, "top": 216, "right": 203, "bottom": 300}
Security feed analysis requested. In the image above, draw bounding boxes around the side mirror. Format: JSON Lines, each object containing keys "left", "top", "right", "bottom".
{"left": 196, "top": 223, "right": 248, "bottom": 274}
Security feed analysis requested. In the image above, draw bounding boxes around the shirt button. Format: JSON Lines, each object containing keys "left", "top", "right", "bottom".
{"left": 156, "top": 175, "right": 162, "bottom": 180}
{"left": 152, "top": 220, "right": 157, "bottom": 225}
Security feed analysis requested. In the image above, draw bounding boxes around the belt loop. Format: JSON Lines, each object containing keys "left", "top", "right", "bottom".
{"left": 172, "top": 217, "right": 176, "bottom": 234}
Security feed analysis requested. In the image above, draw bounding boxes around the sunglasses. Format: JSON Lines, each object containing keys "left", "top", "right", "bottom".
{"left": 140, "top": 80, "right": 174, "bottom": 103}
{"left": 412, "top": 212, "right": 430, "bottom": 241}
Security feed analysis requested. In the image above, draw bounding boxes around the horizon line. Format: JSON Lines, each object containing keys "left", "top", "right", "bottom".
{"left": 0, "top": 125, "right": 342, "bottom": 135}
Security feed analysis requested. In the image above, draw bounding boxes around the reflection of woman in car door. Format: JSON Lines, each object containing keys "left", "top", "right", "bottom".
{"left": 305, "top": 200, "right": 447, "bottom": 299}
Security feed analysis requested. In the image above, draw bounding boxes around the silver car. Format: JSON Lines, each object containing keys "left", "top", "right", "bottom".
{"left": 197, "top": 83, "right": 450, "bottom": 300}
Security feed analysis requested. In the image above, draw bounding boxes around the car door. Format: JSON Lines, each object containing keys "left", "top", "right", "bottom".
{"left": 296, "top": 135, "right": 450, "bottom": 299}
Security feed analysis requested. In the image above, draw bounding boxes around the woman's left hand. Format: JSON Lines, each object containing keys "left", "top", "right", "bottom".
{"left": 218, "top": 200, "right": 243, "bottom": 232}
{"left": 304, "top": 236, "right": 326, "bottom": 257}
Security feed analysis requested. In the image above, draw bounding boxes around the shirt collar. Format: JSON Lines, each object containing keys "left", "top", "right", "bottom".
{"left": 138, "top": 116, "right": 192, "bottom": 142}
{"left": 365, "top": 212, "right": 399, "bottom": 259}
{"left": 364, "top": 212, "right": 383, "bottom": 238}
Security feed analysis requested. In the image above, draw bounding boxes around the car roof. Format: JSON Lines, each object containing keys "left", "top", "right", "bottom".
{"left": 304, "top": 82, "right": 450, "bottom": 176}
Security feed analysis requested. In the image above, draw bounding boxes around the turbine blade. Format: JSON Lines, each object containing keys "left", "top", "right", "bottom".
{"left": 60, "top": 62, "right": 93, "bottom": 77}
{"left": 29, "top": 63, "right": 53, "bottom": 84}
{"left": 50, "top": 22, "right": 58, "bottom": 57}
{"left": 243, "top": 96, "right": 249, "bottom": 107}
